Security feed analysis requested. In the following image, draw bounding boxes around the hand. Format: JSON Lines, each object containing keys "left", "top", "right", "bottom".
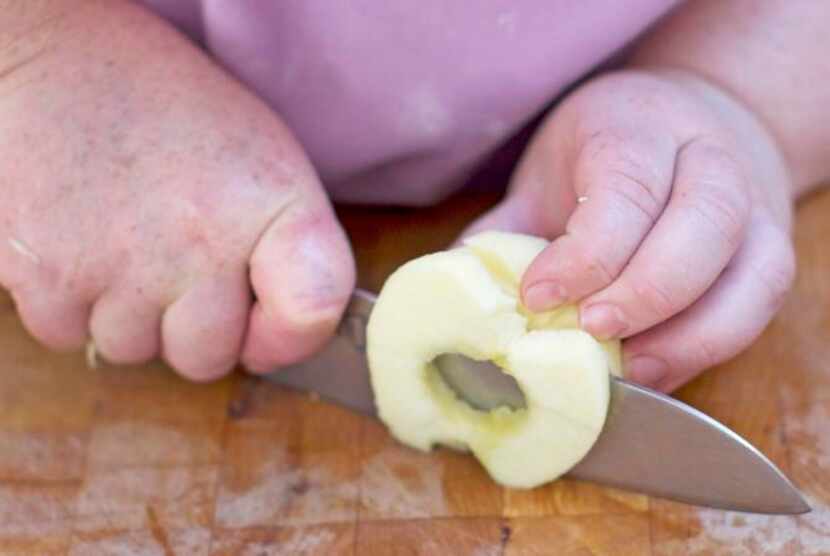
{"left": 463, "top": 70, "right": 795, "bottom": 392}
{"left": 0, "top": 1, "right": 355, "bottom": 380}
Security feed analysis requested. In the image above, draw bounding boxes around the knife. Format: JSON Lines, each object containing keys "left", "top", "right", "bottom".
{"left": 265, "top": 289, "right": 809, "bottom": 515}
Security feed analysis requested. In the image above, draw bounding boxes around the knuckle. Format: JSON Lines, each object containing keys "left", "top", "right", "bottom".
{"left": 691, "top": 185, "right": 749, "bottom": 249}
{"left": 604, "top": 173, "right": 665, "bottom": 223}
{"left": 575, "top": 249, "right": 618, "bottom": 287}
{"left": 172, "top": 199, "right": 234, "bottom": 257}
{"left": 680, "top": 144, "right": 751, "bottom": 249}
{"left": 579, "top": 130, "right": 666, "bottom": 223}
{"left": 689, "top": 333, "right": 724, "bottom": 371}
{"left": 581, "top": 128, "right": 627, "bottom": 159}
{"left": 634, "top": 276, "right": 685, "bottom": 321}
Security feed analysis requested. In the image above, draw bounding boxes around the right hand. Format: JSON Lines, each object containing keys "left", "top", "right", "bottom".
{"left": 0, "top": 0, "right": 355, "bottom": 381}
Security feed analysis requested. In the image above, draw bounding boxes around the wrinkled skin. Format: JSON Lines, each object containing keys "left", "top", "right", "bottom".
{"left": 1, "top": 0, "right": 827, "bottom": 390}
{"left": 462, "top": 71, "right": 794, "bottom": 391}
{"left": 0, "top": 2, "right": 354, "bottom": 380}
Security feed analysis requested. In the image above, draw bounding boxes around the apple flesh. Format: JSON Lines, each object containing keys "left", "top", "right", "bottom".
{"left": 366, "top": 231, "right": 622, "bottom": 489}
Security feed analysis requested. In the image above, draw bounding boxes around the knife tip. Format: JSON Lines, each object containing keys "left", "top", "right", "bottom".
{"left": 755, "top": 483, "right": 812, "bottom": 515}
{"left": 789, "top": 492, "right": 812, "bottom": 515}
{"left": 770, "top": 469, "right": 812, "bottom": 515}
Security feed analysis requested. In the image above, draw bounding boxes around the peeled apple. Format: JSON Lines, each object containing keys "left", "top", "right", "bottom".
{"left": 366, "top": 231, "right": 623, "bottom": 489}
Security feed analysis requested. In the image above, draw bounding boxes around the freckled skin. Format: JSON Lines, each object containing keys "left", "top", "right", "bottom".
{"left": 0, "top": 1, "right": 354, "bottom": 379}
{"left": 0, "top": 0, "right": 828, "bottom": 388}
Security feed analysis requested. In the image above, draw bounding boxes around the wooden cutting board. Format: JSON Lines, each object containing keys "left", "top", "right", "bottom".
{"left": 0, "top": 186, "right": 828, "bottom": 555}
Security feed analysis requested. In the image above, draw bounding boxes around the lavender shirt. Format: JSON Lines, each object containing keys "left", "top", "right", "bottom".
{"left": 141, "top": 1, "right": 677, "bottom": 205}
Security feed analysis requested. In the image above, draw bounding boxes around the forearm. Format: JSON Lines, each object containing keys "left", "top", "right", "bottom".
{"left": 628, "top": 0, "right": 830, "bottom": 198}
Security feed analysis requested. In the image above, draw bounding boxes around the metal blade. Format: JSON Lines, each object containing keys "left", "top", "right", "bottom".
{"left": 265, "top": 290, "right": 809, "bottom": 515}
{"left": 267, "top": 289, "right": 377, "bottom": 416}
{"left": 569, "top": 378, "right": 809, "bottom": 514}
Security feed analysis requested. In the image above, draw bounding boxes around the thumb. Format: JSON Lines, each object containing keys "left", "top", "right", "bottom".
{"left": 242, "top": 184, "right": 355, "bottom": 373}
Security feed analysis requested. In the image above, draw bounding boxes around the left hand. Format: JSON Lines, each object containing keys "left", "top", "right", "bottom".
{"left": 462, "top": 69, "right": 796, "bottom": 392}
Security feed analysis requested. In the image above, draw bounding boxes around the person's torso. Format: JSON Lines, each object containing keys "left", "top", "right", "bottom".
{"left": 141, "top": 0, "right": 678, "bottom": 205}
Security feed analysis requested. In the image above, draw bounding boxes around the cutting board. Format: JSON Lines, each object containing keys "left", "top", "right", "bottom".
{"left": 0, "top": 187, "right": 828, "bottom": 555}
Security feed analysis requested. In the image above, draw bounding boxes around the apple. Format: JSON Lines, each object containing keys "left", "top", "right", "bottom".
{"left": 366, "top": 231, "right": 622, "bottom": 488}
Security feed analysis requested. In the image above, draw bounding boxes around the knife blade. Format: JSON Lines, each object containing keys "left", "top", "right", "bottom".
{"left": 265, "top": 289, "right": 809, "bottom": 515}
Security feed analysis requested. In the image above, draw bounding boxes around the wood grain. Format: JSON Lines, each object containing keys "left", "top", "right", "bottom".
{"left": 0, "top": 186, "right": 828, "bottom": 555}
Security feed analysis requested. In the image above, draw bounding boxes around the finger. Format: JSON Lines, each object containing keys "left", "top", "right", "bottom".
{"left": 623, "top": 215, "right": 794, "bottom": 392}
{"left": 241, "top": 194, "right": 355, "bottom": 373}
{"left": 521, "top": 128, "right": 677, "bottom": 311}
{"left": 162, "top": 270, "right": 251, "bottom": 382}
{"left": 11, "top": 289, "right": 91, "bottom": 351}
{"left": 580, "top": 140, "right": 750, "bottom": 340}
{"left": 89, "top": 288, "right": 162, "bottom": 365}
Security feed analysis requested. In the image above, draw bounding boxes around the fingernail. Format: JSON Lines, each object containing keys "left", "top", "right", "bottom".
{"left": 580, "top": 303, "right": 627, "bottom": 339}
{"left": 523, "top": 282, "right": 568, "bottom": 311}
{"left": 626, "top": 355, "right": 668, "bottom": 387}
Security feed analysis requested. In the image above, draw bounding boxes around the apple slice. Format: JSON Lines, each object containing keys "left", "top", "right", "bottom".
{"left": 366, "top": 231, "right": 621, "bottom": 488}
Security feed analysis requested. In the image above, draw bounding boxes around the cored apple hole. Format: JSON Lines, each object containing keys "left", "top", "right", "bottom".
{"left": 433, "top": 353, "right": 527, "bottom": 411}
